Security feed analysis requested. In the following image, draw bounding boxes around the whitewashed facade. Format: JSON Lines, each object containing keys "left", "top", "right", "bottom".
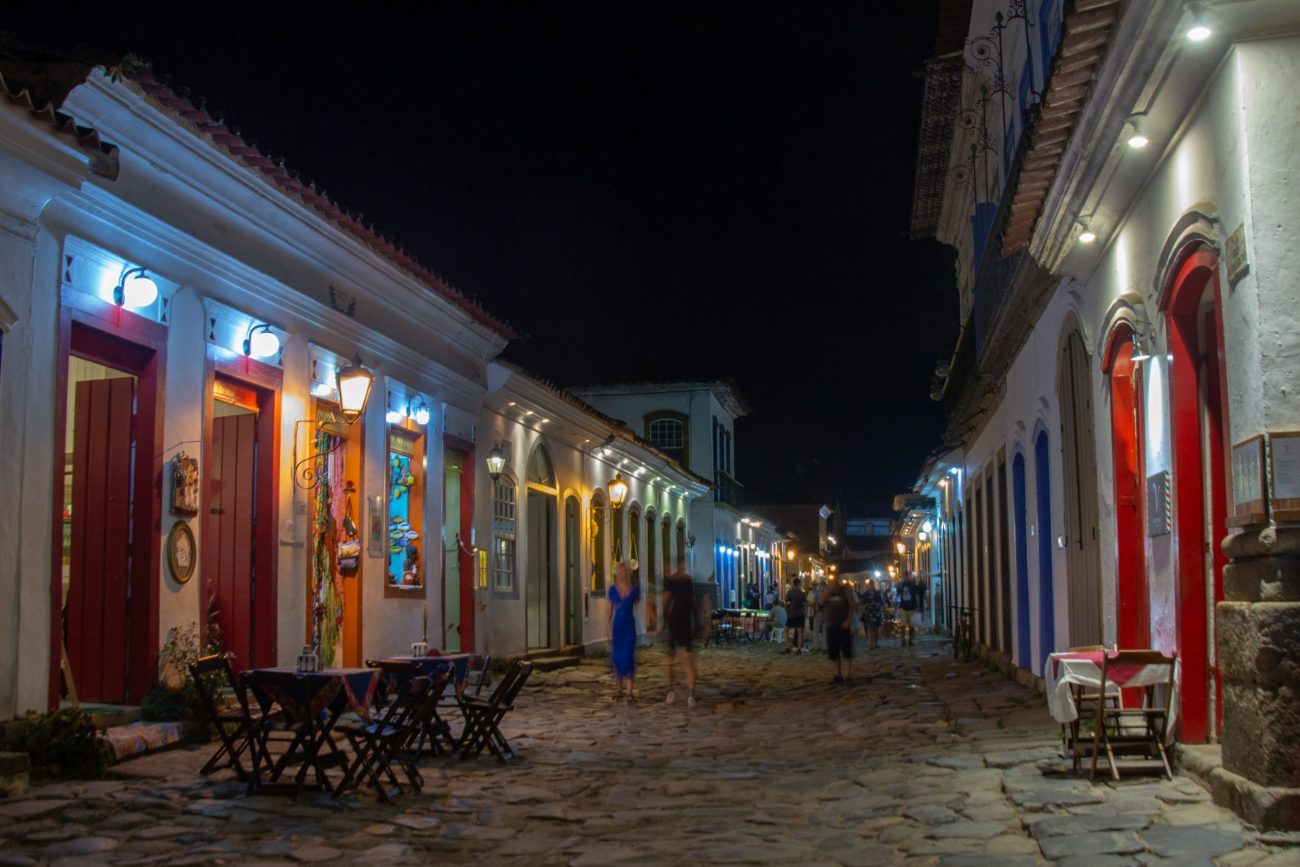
{"left": 0, "top": 61, "right": 509, "bottom": 717}
{"left": 474, "top": 365, "right": 708, "bottom": 657}
{"left": 909, "top": 0, "right": 1300, "bottom": 826}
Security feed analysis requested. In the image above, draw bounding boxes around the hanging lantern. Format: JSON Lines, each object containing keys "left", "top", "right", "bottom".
{"left": 486, "top": 444, "right": 506, "bottom": 482}
{"left": 608, "top": 472, "right": 629, "bottom": 509}
{"left": 336, "top": 354, "right": 374, "bottom": 423}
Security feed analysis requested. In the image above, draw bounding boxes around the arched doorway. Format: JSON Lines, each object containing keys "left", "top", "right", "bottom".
{"left": 1035, "top": 429, "right": 1056, "bottom": 669}
{"left": 525, "top": 444, "right": 558, "bottom": 649}
{"left": 564, "top": 495, "right": 581, "bottom": 646}
{"left": 1058, "top": 327, "right": 1102, "bottom": 647}
{"left": 1163, "top": 245, "right": 1229, "bottom": 743}
{"left": 1103, "top": 322, "right": 1149, "bottom": 651}
{"left": 1012, "top": 450, "right": 1031, "bottom": 668}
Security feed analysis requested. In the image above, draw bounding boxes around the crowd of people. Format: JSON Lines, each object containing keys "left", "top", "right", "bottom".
{"left": 772, "top": 574, "right": 928, "bottom": 683}
{"left": 605, "top": 562, "right": 928, "bottom": 701}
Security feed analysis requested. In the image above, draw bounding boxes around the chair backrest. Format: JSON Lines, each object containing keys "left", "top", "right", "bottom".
{"left": 1100, "top": 649, "right": 1177, "bottom": 711}
{"left": 190, "top": 653, "right": 249, "bottom": 720}
{"left": 372, "top": 674, "right": 432, "bottom": 732}
{"left": 484, "top": 661, "right": 524, "bottom": 705}
{"left": 469, "top": 655, "right": 492, "bottom": 696}
{"left": 498, "top": 661, "right": 534, "bottom": 709}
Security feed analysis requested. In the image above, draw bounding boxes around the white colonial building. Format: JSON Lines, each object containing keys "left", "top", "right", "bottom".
{"left": 474, "top": 364, "right": 709, "bottom": 657}
{"left": 0, "top": 54, "right": 511, "bottom": 717}
{"left": 908, "top": 0, "right": 1300, "bottom": 827}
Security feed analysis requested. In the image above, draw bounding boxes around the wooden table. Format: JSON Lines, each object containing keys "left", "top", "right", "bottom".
{"left": 373, "top": 654, "right": 473, "bottom": 754}
{"left": 242, "top": 666, "right": 379, "bottom": 795}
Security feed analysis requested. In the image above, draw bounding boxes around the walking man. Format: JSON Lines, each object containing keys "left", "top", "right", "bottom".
{"left": 782, "top": 577, "right": 807, "bottom": 654}
{"left": 823, "top": 578, "right": 855, "bottom": 683}
{"left": 896, "top": 574, "right": 926, "bottom": 647}
{"left": 663, "top": 558, "right": 697, "bottom": 707}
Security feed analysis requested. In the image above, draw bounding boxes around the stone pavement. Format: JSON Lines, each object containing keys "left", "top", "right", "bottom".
{"left": 1, "top": 636, "right": 1297, "bottom": 866}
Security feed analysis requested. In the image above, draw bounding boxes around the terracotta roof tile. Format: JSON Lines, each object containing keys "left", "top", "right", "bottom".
{"left": 0, "top": 67, "right": 119, "bottom": 178}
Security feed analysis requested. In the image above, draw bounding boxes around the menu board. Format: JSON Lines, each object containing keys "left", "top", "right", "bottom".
{"left": 1271, "top": 432, "right": 1300, "bottom": 523}
{"left": 1229, "top": 435, "right": 1267, "bottom": 528}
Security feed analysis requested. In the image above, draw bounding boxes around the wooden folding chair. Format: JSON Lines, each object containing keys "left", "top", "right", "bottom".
{"left": 335, "top": 674, "right": 441, "bottom": 801}
{"left": 1089, "top": 650, "right": 1177, "bottom": 782}
{"left": 1057, "top": 645, "right": 1120, "bottom": 773}
{"left": 458, "top": 660, "right": 533, "bottom": 762}
{"left": 190, "top": 653, "right": 267, "bottom": 781}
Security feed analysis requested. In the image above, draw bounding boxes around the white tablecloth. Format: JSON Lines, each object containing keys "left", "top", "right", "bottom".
{"left": 1044, "top": 651, "right": 1180, "bottom": 737}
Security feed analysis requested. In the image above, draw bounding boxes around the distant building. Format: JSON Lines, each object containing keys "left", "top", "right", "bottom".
{"left": 571, "top": 382, "right": 783, "bottom": 608}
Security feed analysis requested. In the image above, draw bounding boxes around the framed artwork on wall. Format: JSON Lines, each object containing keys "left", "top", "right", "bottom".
{"left": 167, "top": 520, "right": 196, "bottom": 584}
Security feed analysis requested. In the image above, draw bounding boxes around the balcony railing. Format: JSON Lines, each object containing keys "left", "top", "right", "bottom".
{"left": 714, "top": 470, "right": 744, "bottom": 508}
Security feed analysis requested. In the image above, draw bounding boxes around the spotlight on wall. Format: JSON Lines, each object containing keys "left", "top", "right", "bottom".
{"left": 411, "top": 397, "right": 431, "bottom": 426}
{"left": 1130, "top": 334, "right": 1152, "bottom": 363}
{"left": 1126, "top": 120, "right": 1149, "bottom": 149}
{"left": 1077, "top": 220, "right": 1098, "bottom": 244}
{"left": 114, "top": 266, "right": 158, "bottom": 309}
{"left": 243, "top": 323, "right": 280, "bottom": 359}
{"left": 1186, "top": 4, "right": 1213, "bottom": 42}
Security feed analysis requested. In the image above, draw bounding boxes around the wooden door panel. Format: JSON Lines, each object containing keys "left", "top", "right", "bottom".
{"left": 208, "top": 412, "right": 257, "bottom": 670}
{"left": 68, "top": 377, "right": 134, "bottom": 703}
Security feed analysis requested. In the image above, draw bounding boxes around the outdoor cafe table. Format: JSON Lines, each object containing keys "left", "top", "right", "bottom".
{"left": 374, "top": 653, "right": 473, "bottom": 753}
{"left": 243, "top": 666, "right": 379, "bottom": 794}
{"left": 1044, "top": 649, "right": 1180, "bottom": 735}
{"left": 718, "top": 608, "right": 770, "bottom": 641}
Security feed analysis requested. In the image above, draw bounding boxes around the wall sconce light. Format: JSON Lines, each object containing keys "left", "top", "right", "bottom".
{"left": 1126, "top": 119, "right": 1149, "bottom": 149}
{"left": 243, "top": 323, "right": 280, "bottom": 359}
{"left": 607, "top": 473, "right": 630, "bottom": 509}
{"left": 292, "top": 354, "right": 374, "bottom": 489}
{"left": 895, "top": 542, "right": 907, "bottom": 555}
{"left": 486, "top": 444, "right": 506, "bottom": 482}
{"left": 311, "top": 382, "right": 334, "bottom": 398}
{"left": 1077, "top": 219, "right": 1098, "bottom": 245}
{"left": 411, "top": 397, "right": 431, "bottom": 426}
{"left": 1186, "top": 3, "right": 1213, "bottom": 41}
{"left": 786, "top": 548, "right": 796, "bottom": 561}
{"left": 336, "top": 355, "right": 374, "bottom": 424}
{"left": 114, "top": 266, "right": 158, "bottom": 309}
{"left": 1130, "top": 333, "right": 1153, "bottom": 363}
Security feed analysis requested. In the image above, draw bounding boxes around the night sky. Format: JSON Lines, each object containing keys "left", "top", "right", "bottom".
{"left": 11, "top": 3, "right": 958, "bottom": 516}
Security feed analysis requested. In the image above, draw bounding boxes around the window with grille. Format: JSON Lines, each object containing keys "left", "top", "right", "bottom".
{"left": 492, "top": 480, "right": 516, "bottom": 591}
{"left": 646, "top": 413, "right": 687, "bottom": 464}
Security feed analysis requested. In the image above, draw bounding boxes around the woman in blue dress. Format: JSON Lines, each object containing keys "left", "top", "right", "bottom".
{"left": 607, "top": 561, "right": 641, "bottom": 703}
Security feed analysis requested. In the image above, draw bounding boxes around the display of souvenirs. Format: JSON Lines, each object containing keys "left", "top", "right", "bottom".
{"left": 171, "top": 451, "right": 200, "bottom": 515}
{"left": 387, "top": 451, "right": 422, "bottom": 588}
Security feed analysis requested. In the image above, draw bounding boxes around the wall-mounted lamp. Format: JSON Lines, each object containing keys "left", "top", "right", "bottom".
{"left": 243, "top": 323, "right": 280, "bottom": 359}
{"left": 486, "top": 444, "right": 507, "bottom": 482}
{"left": 1130, "top": 333, "right": 1152, "bottom": 363}
{"left": 411, "top": 397, "right": 431, "bottom": 427}
{"left": 786, "top": 549, "right": 796, "bottom": 561}
{"left": 336, "top": 355, "right": 374, "bottom": 424}
{"left": 1126, "top": 119, "right": 1149, "bottom": 150}
{"left": 1186, "top": 3, "right": 1213, "bottom": 41}
{"left": 114, "top": 266, "right": 158, "bottom": 309}
{"left": 895, "top": 542, "right": 907, "bottom": 555}
{"left": 607, "top": 473, "right": 630, "bottom": 509}
{"left": 1077, "top": 219, "right": 1098, "bottom": 245}
{"left": 293, "top": 354, "right": 374, "bottom": 490}
{"left": 311, "top": 382, "right": 334, "bottom": 399}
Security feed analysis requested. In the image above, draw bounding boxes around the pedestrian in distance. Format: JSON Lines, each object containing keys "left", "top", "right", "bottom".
{"left": 859, "top": 578, "right": 885, "bottom": 650}
{"left": 782, "top": 577, "right": 807, "bottom": 653}
{"left": 607, "top": 560, "right": 641, "bottom": 703}
{"left": 896, "top": 574, "right": 926, "bottom": 647}
{"left": 662, "top": 558, "right": 698, "bottom": 707}
{"left": 811, "top": 579, "right": 827, "bottom": 653}
{"left": 822, "top": 577, "right": 855, "bottom": 683}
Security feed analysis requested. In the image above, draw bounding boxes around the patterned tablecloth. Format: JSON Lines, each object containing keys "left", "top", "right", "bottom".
{"left": 246, "top": 667, "right": 380, "bottom": 721}
{"left": 377, "top": 653, "right": 472, "bottom": 688}
{"left": 1044, "top": 650, "right": 1179, "bottom": 734}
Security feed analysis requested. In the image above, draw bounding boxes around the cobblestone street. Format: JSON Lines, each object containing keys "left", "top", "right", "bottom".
{"left": 1, "top": 637, "right": 1296, "bottom": 866}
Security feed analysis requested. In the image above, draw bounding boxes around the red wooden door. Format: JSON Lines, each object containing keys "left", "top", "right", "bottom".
{"left": 67, "top": 377, "right": 134, "bottom": 703}
{"left": 206, "top": 412, "right": 258, "bottom": 670}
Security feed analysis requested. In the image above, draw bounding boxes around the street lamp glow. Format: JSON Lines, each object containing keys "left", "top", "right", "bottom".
{"left": 607, "top": 473, "right": 630, "bottom": 509}
{"left": 895, "top": 542, "right": 906, "bottom": 554}
{"left": 486, "top": 444, "right": 506, "bottom": 481}
{"left": 335, "top": 354, "right": 374, "bottom": 423}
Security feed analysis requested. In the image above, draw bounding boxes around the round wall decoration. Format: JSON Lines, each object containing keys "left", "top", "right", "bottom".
{"left": 167, "top": 520, "right": 197, "bottom": 584}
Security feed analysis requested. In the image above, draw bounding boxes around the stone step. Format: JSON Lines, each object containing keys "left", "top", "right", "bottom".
{"left": 526, "top": 655, "right": 584, "bottom": 671}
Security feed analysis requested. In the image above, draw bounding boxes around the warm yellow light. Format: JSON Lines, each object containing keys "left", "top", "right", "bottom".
{"left": 895, "top": 542, "right": 906, "bottom": 554}
{"left": 608, "top": 473, "right": 630, "bottom": 509}
{"left": 786, "top": 549, "right": 795, "bottom": 561}
{"left": 336, "top": 354, "right": 374, "bottom": 423}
